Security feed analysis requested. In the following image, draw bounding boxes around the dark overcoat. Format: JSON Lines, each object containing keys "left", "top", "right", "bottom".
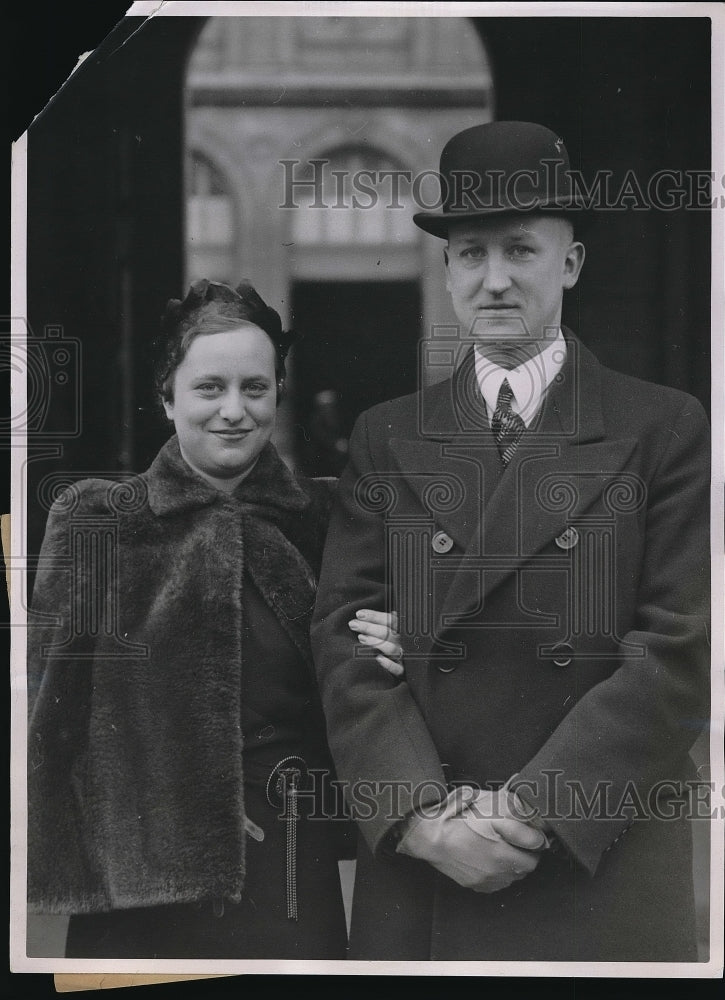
{"left": 27, "top": 435, "right": 335, "bottom": 916}
{"left": 311, "top": 333, "right": 711, "bottom": 962}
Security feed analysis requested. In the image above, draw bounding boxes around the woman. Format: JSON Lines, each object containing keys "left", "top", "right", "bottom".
{"left": 26, "top": 279, "right": 403, "bottom": 959}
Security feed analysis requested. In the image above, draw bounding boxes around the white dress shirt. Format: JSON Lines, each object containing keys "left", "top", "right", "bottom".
{"left": 473, "top": 330, "right": 567, "bottom": 427}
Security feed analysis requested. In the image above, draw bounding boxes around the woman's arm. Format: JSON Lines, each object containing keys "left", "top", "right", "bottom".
{"left": 27, "top": 485, "right": 106, "bottom": 913}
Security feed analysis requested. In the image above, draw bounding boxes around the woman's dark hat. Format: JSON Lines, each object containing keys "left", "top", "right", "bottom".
{"left": 162, "top": 279, "right": 285, "bottom": 343}
{"left": 413, "top": 121, "right": 588, "bottom": 238}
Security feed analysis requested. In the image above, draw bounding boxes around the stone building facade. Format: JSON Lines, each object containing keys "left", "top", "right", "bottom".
{"left": 184, "top": 16, "right": 492, "bottom": 467}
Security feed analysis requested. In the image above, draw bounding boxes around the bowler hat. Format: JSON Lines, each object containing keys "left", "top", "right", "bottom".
{"left": 413, "top": 121, "right": 587, "bottom": 238}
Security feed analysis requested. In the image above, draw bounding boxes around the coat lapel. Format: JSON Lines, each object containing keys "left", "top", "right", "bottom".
{"left": 441, "top": 335, "right": 638, "bottom": 625}
{"left": 387, "top": 350, "right": 501, "bottom": 660}
{"left": 389, "top": 336, "right": 638, "bottom": 639}
{"left": 388, "top": 347, "right": 502, "bottom": 556}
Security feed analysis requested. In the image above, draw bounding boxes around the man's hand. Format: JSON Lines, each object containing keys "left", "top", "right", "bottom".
{"left": 396, "top": 786, "right": 545, "bottom": 893}
{"left": 459, "top": 787, "right": 550, "bottom": 848}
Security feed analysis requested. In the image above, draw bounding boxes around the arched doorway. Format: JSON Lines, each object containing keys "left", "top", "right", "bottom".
{"left": 183, "top": 14, "right": 493, "bottom": 470}
{"left": 286, "top": 144, "right": 422, "bottom": 474}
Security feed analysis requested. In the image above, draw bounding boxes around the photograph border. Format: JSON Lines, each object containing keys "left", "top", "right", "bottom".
{"left": 8, "top": 0, "right": 725, "bottom": 980}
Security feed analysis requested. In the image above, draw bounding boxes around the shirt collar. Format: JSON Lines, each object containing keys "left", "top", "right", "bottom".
{"left": 474, "top": 330, "right": 567, "bottom": 427}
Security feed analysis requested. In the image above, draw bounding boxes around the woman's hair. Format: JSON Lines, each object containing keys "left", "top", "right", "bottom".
{"left": 155, "top": 278, "right": 296, "bottom": 405}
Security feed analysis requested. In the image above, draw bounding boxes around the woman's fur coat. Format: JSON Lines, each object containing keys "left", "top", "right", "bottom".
{"left": 27, "top": 435, "right": 336, "bottom": 914}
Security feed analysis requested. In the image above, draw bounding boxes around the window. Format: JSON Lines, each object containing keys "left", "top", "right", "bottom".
{"left": 186, "top": 152, "right": 235, "bottom": 285}
{"left": 290, "top": 146, "right": 418, "bottom": 248}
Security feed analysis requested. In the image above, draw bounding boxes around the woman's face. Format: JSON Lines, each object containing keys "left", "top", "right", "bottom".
{"left": 163, "top": 324, "right": 277, "bottom": 491}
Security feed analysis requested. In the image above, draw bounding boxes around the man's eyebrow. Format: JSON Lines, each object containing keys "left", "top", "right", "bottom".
{"left": 449, "top": 229, "right": 538, "bottom": 244}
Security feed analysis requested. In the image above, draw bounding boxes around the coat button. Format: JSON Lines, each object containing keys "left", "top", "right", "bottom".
{"left": 432, "top": 530, "right": 454, "bottom": 554}
{"left": 551, "top": 642, "right": 574, "bottom": 667}
{"left": 555, "top": 526, "right": 579, "bottom": 550}
{"left": 257, "top": 725, "right": 276, "bottom": 741}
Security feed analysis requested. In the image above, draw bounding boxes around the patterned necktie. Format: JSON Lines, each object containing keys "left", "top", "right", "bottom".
{"left": 492, "top": 378, "right": 526, "bottom": 466}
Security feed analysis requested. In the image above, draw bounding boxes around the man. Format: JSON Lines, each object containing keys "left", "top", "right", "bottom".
{"left": 311, "top": 122, "right": 710, "bottom": 961}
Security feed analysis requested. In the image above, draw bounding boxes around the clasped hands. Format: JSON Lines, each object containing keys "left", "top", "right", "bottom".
{"left": 346, "top": 612, "right": 547, "bottom": 892}
{"left": 396, "top": 785, "right": 548, "bottom": 893}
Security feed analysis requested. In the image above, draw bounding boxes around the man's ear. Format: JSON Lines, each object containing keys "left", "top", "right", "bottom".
{"left": 562, "top": 241, "right": 586, "bottom": 290}
{"left": 162, "top": 398, "right": 174, "bottom": 422}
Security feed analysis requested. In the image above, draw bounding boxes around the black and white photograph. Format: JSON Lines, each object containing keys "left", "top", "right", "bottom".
{"left": 8, "top": 0, "right": 724, "bottom": 981}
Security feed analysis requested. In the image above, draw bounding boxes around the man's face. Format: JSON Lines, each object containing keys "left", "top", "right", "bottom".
{"left": 445, "top": 214, "right": 585, "bottom": 353}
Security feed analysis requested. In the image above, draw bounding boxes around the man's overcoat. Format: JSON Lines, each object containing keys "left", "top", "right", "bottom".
{"left": 311, "top": 333, "right": 711, "bottom": 961}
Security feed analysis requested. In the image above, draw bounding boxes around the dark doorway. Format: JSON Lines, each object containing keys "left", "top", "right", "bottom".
{"left": 291, "top": 281, "right": 421, "bottom": 476}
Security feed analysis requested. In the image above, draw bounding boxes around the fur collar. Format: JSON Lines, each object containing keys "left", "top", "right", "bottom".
{"left": 144, "top": 434, "right": 310, "bottom": 519}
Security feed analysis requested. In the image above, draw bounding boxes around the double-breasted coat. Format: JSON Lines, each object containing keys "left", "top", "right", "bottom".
{"left": 311, "top": 332, "right": 711, "bottom": 961}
